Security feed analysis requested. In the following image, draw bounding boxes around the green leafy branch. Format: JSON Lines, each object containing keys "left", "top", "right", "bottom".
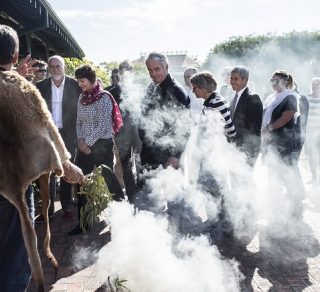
{"left": 78, "top": 165, "right": 113, "bottom": 231}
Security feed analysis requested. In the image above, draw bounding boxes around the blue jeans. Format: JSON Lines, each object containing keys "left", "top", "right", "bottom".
{"left": 0, "top": 185, "right": 34, "bottom": 292}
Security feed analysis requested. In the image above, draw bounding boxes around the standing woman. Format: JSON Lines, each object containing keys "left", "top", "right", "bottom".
{"left": 261, "top": 70, "right": 299, "bottom": 162}
{"left": 190, "top": 72, "right": 236, "bottom": 235}
{"left": 69, "top": 64, "right": 124, "bottom": 235}
{"left": 261, "top": 70, "right": 303, "bottom": 220}
{"left": 306, "top": 77, "right": 320, "bottom": 185}
{"left": 190, "top": 72, "right": 236, "bottom": 139}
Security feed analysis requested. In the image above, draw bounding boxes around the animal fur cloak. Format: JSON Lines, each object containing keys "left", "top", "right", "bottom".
{"left": 0, "top": 70, "right": 70, "bottom": 197}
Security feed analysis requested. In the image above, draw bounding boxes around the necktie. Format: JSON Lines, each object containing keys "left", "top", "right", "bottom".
{"left": 230, "top": 93, "right": 238, "bottom": 117}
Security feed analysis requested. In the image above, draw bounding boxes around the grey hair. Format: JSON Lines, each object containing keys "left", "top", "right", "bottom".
{"left": 146, "top": 52, "right": 169, "bottom": 67}
{"left": 184, "top": 67, "right": 198, "bottom": 76}
{"left": 231, "top": 65, "right": 249, "bottom": 80}
{"left": 48, "top": 55, "right": 65, "bottom": 67}
{"left": 191, "top": 71, "right": 217, "bottom": 93}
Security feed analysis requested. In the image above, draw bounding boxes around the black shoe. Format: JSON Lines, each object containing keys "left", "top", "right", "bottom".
{"left": 68, "top": 224, "right": 85, "bottom": 236}
{"left": 35, "top": 213, "right": 54, "bottom": 224}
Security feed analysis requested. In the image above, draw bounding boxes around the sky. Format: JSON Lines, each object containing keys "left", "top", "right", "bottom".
{"left": 47, "top": 0, "right": 320, "bottom": 65}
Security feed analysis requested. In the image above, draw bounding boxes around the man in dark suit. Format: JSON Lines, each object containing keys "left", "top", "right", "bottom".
{"left": 36, "top": 55, "right": 81, "bottom": 221}
{"left": 139, "top": 52, "right": 190, "bottom": 170}
{"left": 230, "top": 66, "right": 263, "bottom": 166}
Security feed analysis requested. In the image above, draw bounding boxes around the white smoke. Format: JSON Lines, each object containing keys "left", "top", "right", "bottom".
{"left": 96, "top": 201, "right": 242, "bottom": 292}
{"left": 72, "top": 51, "right": 318, "bottom": 290}
{"left": 118, "top": 71, "right": 146, "bottom": 124}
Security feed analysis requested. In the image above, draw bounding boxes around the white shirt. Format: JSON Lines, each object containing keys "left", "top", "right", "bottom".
{"left": 234, "top": 86, "right": 248, "bottom": 110}
{"left": 51, "top": 77, "right": 65, "bottom": 128}
{"left": 187, "top": 87, "right": 203, "bottom": 124}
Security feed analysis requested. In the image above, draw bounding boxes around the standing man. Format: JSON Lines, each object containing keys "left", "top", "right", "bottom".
{"left": 230, "top": 66, "right": 263, "bottom": 166}
{"left": 139, "top": 52, "right": 190, "bottom": 171}
{"left": 32, "top": 60, "right": 48, "bottom": 85}
{"left": 0, "top": 24, "right": 84, "bottom": 291}
{"left": 36, "top": 55, "right": 81, "bottom": 221}
{"left": 184, "top": 67, "right": 203, "bottom": 124}
{"left": 219, "top": 66, "right": 235, "bottom": 103}
{"left": 105, "top": 68, "right": 121, "bottom": 105}
{"left": 112, "top": 60, "right": 142, "bottom": 203}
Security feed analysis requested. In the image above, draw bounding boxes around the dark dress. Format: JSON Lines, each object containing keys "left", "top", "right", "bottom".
{"left": 264, "top": 95, "right": 298, "bottom": 160}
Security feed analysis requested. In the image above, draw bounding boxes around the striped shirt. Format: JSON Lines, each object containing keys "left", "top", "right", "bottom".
{"left": 76, "top": 93, "right": 113, "bottom": 146}
{"left": 306, "top": 95, "right": 320, "bottom": 133}
{"left": 203, "top": 92, "right": 236, "bottom": 138}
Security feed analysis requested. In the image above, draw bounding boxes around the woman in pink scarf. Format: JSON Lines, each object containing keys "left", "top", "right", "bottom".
{"left": 69, "top": 64, "right": 124, "bottom": 235}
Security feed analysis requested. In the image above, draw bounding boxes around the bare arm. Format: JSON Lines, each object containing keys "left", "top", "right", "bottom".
{"left": 269, "top": 110, "right": 295, "bottom": 131}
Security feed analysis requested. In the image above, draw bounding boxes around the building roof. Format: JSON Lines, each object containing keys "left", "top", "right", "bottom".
{"left": 0, "top": 0, "right": 84, "bottom": 59}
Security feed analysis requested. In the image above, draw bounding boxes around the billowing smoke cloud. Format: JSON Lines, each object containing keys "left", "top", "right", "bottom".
{"left": 119, "top": 70, "right": 192, "bottom": 153}
{"left": 69, "top": 46, "right": 319, "bottom": 290}
{"left": 206, "top": 39, "right": 320, "bottom": 98}
{"left": 201, "top": 40, "right": 317, "bottom": 242}
{"left": 96, "top": 201, "right": 242, "bottom": 292}
{"left": 118, "top": 71, "right": 146, "bottom": 123}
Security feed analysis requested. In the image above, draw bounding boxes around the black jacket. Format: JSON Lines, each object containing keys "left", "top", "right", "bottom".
{"left": 231, "top": 87, "right": 263, "bottom": 165}
{"left": 36, "top": 76, "right": 81, "bottom": 157}
{"left": 139, "top": 74, "right": 190, "bottom": 167}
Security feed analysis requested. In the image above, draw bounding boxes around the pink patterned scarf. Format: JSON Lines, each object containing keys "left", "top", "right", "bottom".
{"left": 105, "top": 91, "right": 123, "bottom": 134}
{"left": 80, "top": 83, "right": 123, "bottom": 133}
{"left": 80, "top": 83, "right": 104, "bottom": 105}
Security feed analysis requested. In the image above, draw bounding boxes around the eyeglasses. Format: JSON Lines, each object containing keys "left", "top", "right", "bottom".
{"left": 37, "top": 69, "right": 47, "bottom": 72}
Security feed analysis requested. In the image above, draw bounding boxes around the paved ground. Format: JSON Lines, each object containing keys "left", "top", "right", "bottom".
{"left": 27, "top": 156, "right": 320, "bottom": 292}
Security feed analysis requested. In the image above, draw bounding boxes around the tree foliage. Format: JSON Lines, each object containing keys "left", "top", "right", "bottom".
{"left": 64, "top": 58, "right": 109, "bottom": 87}
{"left": 204, "top": 31, "right": 320, "bottom": 68}
{"left": 99, "top": 61, "right": 119, "bottom": 77}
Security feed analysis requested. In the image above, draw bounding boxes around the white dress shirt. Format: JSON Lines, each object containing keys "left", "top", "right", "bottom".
{"left": 51, "top": 77, "right": 65, "bottom": 129}
{"left": 234, "top": 86, "right": 248, "bottom": 111}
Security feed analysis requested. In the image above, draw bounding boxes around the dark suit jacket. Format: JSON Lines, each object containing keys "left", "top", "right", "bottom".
{"left": 36, "top": 76, "right": 81, "bottom": 157}
{"left": 232, "top": 87, "right": 263, "bottom": 165}
{"left": 139, "top": 74, "right": 190, "bottom": 167}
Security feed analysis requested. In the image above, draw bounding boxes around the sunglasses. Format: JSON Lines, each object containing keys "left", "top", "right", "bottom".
{"left": 37, "top": 69, "right": 47, "bottom": 72}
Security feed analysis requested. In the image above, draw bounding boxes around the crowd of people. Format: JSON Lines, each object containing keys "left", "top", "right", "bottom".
{"left": 1, "top": 23, "right": 320, "bottom": 290}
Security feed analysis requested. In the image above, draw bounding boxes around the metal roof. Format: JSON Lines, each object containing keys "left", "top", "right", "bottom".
{"left": 0, "top": 0, "right": 85, "bottom": 59}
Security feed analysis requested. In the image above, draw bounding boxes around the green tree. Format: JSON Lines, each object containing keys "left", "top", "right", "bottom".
{"left": 64, "top": 58, "right": 109, "bottom": 87}
{"left": 204, "top": 31, "right": 320, "bottom": 69}
{"left": 99, "top": 61, "right": 119, "bottom": 77}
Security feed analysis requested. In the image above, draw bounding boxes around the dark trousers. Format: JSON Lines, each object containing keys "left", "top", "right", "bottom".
{"left": 119, "top": 150, "right": 137, "bottom": 203}
{"left": 48, "top": 128, "right": 75, "bottom": 213}
{"left": 115, "top": 114, "right": 140, "bottom": 203}
{"left": 76, "top": 139, "right": 124, "bottom": 220}
{"left": 48, "top": 173, "right": 73, "bottom": 213}
{"left": 0, "top": 185, "right": 34, "bottom": 292}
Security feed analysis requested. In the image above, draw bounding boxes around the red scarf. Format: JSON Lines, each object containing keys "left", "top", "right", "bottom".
{"left": 80, "top": 82, "right": 123, "bottom": 133}
{"left": 106, "top": 91, "right": 123, "bottom": 134}
{"left": 80, "top": 83, "right": 104, "bottom": 105}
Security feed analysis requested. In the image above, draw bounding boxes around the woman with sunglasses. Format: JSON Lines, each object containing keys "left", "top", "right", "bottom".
{"left": 261, "top": 70, "right": 304, "bottom": 221}
{"left": 262, "top": 70, "right": 299, "bottom": 161}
